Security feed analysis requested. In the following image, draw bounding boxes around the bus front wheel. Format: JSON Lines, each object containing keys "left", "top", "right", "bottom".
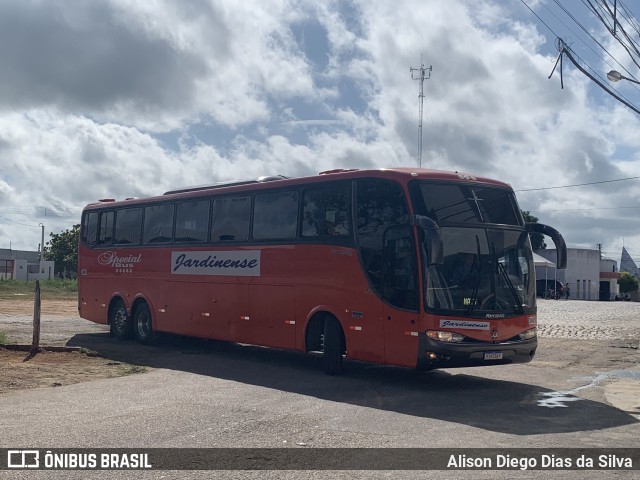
{"left": 134, "top": 302, "right": 156, "bottom": 345}
{"left": 110, "top": 299, "right": 133, "bottom": 340}
{"left": 323, "top": 317, "right": 344, "bottom": 375}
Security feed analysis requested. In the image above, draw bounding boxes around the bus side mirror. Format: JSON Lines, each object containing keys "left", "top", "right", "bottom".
{"left": 411, "top": 215, "right": 443, "bottom": 265}
{"left": 526, "top": 223, "right": 567, "bottom": 269}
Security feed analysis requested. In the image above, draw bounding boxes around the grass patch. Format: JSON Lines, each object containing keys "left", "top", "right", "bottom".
{"left": 0, "top": 332, "right": 8, "bottom": 344}
{"left": 0, "top": 279, "right": 77, "bottom": 301}
{"left": 122, "top": 365, "right": 148, "bottom": 375}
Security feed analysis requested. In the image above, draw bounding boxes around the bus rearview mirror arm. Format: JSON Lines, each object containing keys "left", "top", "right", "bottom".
{"left": 411, "top": 215, "right": 443, "bottom": 265}
{"left": 526, "top": 223, "right": 567, "bottom": 269}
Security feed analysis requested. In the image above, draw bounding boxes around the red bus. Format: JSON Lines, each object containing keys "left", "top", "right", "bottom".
{"left": 78, "top": 168, "right": 566, "bottom": 374}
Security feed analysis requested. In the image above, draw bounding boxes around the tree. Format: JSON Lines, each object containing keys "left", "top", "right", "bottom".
{"left": 618, "top": 272, "right": 639, "bottom": 295}
{"left": 521, "top": 210, "right": 546, "bottom": 250}
{"left": 43, "top": 224, "right": 80, "bottom": 277}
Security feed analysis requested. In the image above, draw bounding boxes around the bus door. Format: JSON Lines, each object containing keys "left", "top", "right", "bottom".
{"left": 246, "top": 284, "right": 296, "bottom": 350}
{"left": 382, "top": 225, "right": 421, "bottom": 367}
{"left": 206, "top": 281, "right": 242, "bottom": 341}
{"left": 161, "top": 280, "right": 234, "bottom": 340}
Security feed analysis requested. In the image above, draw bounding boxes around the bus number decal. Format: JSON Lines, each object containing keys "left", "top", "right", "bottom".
{"left": 171, "top": 251, "right": 261, "bottom": 277}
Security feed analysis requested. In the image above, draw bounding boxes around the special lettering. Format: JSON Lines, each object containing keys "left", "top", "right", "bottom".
{"left": 97, "top": 251, "right": 142, "bottom": 267}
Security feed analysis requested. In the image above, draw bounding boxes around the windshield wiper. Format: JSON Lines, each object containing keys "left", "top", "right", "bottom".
{"left": 491, "top": 242, "right": 525, "bottom": 314}
{"left": 465, "top": 235, "right": 482, "bottom": 315}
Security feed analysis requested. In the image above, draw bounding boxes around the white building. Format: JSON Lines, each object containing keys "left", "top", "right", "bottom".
{"left": 0, "top": 249, "right": 55, "bottom": 281}
{"left": 535, "top": 248, "right": 602, "bottom": 300}
{"left": 599, "top": 258, "right": 620, "bottom": 301}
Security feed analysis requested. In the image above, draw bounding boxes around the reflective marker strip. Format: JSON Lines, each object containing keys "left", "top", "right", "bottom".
{"left": 159, "top": 308, "right": 166, "bottom": 313}
{"left": 240, "top": 316, "right": 250, "bottom": 321}
{"left": 284, "top": 320, "right": 296, "bottom": 325}
{"left": 349, "top": 326, "right": 362, "bottom": 331}
{"left": 202, "top": 313, "right": 210, "bottom": 317}
{"left": 404, "top": 331, "right": 419, "bottom": 337}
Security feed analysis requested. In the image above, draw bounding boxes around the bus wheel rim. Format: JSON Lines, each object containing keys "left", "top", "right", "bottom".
{"left": 138, "top": 312, "right": 150, "bottom": 337}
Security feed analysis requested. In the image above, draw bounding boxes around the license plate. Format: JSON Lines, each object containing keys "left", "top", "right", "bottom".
{"left": 484, "top": 351, "right": 503, "bottom": 360}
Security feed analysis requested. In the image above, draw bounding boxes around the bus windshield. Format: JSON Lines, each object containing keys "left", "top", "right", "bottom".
{"left": 425, "top": 227, "right": 535, "bottom": 314}
{"left": 411, "top": 181, "right": 535, "bottom": 315}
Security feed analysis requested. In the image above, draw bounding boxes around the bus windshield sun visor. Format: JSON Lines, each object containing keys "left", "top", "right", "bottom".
{"left": 411, "top": 215, "right": 443, "bottom": 265}
{"left": 525, "top": 223, "right": 567, "bottom": 269}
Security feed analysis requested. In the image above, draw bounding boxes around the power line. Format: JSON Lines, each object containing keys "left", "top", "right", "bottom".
{"left": 535, "top": 205, "right": 640, "bottom": 212}
{"left": 0, "top": 214, "right": 40, "bottom": 228}
{"left": 520, "top": 0, "right": 640, "bottom": 113}
{"left": 515, "top": 174, "right": 640, "bottom": 191}
{"left": 552, "top": 0, "right": 640, "bottom": 92}
{"left": 520, "top": 0, "right": 562, "bottom": 37}
{"left": 0, "top": 206, "right": 82, "bottom": 217}
{"left": 560, "top": 41, "right": 640, "bottom": 114}
{"left": 617, "top": 0, "right": 640, "bottom": 38}
{"left": 586, "top": 0, "right": 640, "bottom": 72}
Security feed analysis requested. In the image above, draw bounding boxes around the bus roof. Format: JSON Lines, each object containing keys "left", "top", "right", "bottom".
{"left": 82, "top": 167, "right": 512, "bottom": 210}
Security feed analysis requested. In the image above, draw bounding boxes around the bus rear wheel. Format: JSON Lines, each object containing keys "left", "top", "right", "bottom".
{"left": 110, "top": 299, "right": 133, "bottom": 340}
{"left": 322, "top": 317, "right": 344, "bottom": 375}
{"left": 134, "top": 302, "right": 157, "bottom": 345}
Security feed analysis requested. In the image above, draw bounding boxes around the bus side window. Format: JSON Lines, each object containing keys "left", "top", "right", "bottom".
{"left": 143, "top": 204, "right": 174, "bottom": 244}
{"left": 356, "top": 179, "right": 409, "bottom": 295}
{"left": 302, "top": 185, "right": 350, "bottom": 237}
{"left": 253, "top": 191, "right": 299, "bottom": 240}
{"left": 211, "top": 195, "right": 251, "bottom": 242}
{"left": 383, "top": 226, "right": 418, "bottom": 311}
{"left": 82, "top": 212, "right": 98, "bottom": 246}
{"left": 175, "top": 200, "right": 209, "bottom": 243}
{"left": 114, "top": 208, "right": 143, "bottom": 245}
{"left": 97, "top": 211, "right": 114, "bottom": 246}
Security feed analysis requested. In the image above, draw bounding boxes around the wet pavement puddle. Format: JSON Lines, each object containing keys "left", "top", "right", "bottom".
{"left": 538, "top": 369, "right": 640, "bottom": 408}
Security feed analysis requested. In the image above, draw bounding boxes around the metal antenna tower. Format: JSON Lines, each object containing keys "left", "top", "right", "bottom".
{"left": 410, "top": 55, "right": 432, "bottom": 168}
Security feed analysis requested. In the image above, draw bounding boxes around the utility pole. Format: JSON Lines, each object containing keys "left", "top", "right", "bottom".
{"left": 39, "top": 223, "right": 44, "bottom": 280}
{"left": 410, "top": 56, "right": 432, "bottom": 168}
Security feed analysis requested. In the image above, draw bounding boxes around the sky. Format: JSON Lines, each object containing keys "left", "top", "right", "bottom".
{"left": 1, "top": 0, "right": 640, "bottom": 265}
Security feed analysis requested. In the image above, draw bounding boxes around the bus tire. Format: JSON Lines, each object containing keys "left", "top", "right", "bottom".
{"left": 134, "top": 302, "right": 156, "bottom": 345}
{"left": 110, "top": 299, "right": 133, "bottom": 340}
{"left": 323, "top": 317, "right": 344, "bottom": 375}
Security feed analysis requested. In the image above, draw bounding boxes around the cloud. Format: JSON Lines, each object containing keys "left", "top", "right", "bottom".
{"left": 0, "top": 1, "right": 208, "bottom": 129}
{"left": 1, "top": 0, "right": 640, "bottom": 260}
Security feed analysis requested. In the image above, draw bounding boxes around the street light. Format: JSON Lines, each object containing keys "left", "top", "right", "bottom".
{"left": 606, "top": 70, "right": 640, "bottom": 85}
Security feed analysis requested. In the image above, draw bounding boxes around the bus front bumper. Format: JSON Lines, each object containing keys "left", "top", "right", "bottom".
{"left": 416, "top": 335, "right": 537, "bottom": 370}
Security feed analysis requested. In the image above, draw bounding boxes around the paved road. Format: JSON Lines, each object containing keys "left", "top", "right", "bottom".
{"left": 536, "top": 299, "right": 640, "bottom": 341}
{"left": 1, "top": 300, "right": 639, "bottom": 479}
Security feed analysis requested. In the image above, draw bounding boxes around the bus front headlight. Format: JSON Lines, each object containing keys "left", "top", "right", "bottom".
{"left": 518, "top": 328, "right": 537, "bottom": 341}
{"left": 426, "top": 331, "right": 465, "bottom": 343}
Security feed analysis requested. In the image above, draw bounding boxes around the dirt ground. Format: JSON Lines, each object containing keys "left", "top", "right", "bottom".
{"left": 0, "top": 298, "right": 147, "bottom": 396}
{"left": 0, "top": 296, "right": 78, "bottom": 316}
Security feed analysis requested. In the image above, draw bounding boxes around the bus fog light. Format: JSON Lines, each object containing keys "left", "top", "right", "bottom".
{"left": 427, "top": 352, "right": 439, "bottom": 360}
{"left": 519, "top": 328, "right": 537, "bottom": 341}
{"left": 426, "top": 330, "right": 465, "bottom": 343}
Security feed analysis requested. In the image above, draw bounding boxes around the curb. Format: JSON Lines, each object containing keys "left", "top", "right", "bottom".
{"left": 0, "top": 344, "right": 98, "bottom": 355}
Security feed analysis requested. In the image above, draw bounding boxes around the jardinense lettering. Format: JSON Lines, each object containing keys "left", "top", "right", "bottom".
{"left": 171, "top": 251, "right": 261, "bottom": 277}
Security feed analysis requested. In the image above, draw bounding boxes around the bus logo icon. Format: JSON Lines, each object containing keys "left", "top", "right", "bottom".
{"left": 7, "top": 450, "right": 39, "bottom": 468}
